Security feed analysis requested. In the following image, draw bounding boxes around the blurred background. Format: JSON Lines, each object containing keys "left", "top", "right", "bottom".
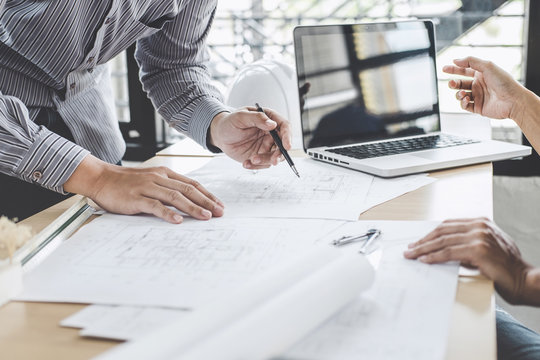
{"left": 112, "top": 0, "right": 540, "bottom": 332}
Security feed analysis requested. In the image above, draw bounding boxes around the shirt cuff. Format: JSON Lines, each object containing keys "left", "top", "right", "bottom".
{"left": 186, "top": 97, "right": 230, "bottom": 151}
{"left": 14, "top": 127, "right": 90, "bottom": 194}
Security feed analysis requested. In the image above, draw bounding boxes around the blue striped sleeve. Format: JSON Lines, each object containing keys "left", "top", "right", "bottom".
{"left": 0, "top": 93, "right": 90, "bottom": 194}
{"left": 135, "top": 0, "right": 229, "bottom": 149}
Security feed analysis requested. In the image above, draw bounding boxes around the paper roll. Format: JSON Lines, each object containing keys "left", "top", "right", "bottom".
{"left": 98, "top": 246, "right": 374, "bottom": 360}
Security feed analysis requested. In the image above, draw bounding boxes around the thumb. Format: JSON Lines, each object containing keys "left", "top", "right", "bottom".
{"left": 454, "top": 56, "right": 491, "bottom": 73}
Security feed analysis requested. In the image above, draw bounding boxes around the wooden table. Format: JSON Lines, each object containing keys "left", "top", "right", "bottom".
{"left": 0, "top": 156, "right": 496, "bottom": 360}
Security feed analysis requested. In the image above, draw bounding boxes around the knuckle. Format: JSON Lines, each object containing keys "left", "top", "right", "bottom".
{"left": 472, "top": 241, "right": 489, "bottom": 257}
{"left": 168, "top": 190, "right": 183, "bottom": 203}
{"left": 147, "top": 172, "right": 163, "bottom": 182}
{"left": 154, "top": 166, "right": 168, "bottom": 174}
{"left": 441, "top": 247, "right": 453, "bottom": 258}
{"left": 474, "top": 218, "right": 490, "bottom": 230}
{"left": 187, "top": 203, "right": 201, "bottom": 215}
{"left": 148, "top": 199, "right": 162, "bottom": 212}
{"left": 439, "top": 235, "right": 451, "bottom": 246}
{"left": 183, "top": 184, "right": 196, "bottom": 197}
{"left": 479, "top": 228, "right": 491, "bottom": 241}
{"left": 431, "top": 228, "right": 440, "bottom": 237}
{"left": 189, "top": 179, "right": 202, "bottom": 189}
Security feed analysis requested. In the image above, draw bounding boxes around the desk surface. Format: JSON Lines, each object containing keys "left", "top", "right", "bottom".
{"left": 0, "top": 157, "right": 496, "bottom": 360}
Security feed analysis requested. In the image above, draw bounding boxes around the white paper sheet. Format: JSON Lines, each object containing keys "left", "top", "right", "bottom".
{"left": 97, "top": 247, "right": 374, "bottom": 360}
{"left": 60, "top": 221, "right": 457, "bottom": 360}
{"left": 61, "top": 304, "right": 114, "bottom": 329}
{"left": 17, "top": 214, "right": 344, "bottom": 308}
{"left": 61, "top": 305, "right": 187, "bottom": 341}
{"left": 283, "top": 220, "right": 459, "bottom": 360}
{"left": 362, "top": 174, "right": 436, "bottom": 212}
{"left": 186, "top": 157, "right": 434, "bottom": 220}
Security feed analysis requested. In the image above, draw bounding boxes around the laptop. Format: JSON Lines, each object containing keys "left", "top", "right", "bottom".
{"left": 293, "top": 20, "right": 531, "bottom": 177}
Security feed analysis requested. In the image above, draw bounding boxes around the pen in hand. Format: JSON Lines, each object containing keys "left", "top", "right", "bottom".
{"left": 255, "top": 103, "right": 300, "bottom": 178}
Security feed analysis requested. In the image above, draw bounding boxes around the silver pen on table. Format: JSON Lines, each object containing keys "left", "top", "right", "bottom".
{"left": 332, "top": 228, "right": 380, "bottom": 247}
{"left": 358, "top": 229, "right": 382, "bottom": 254}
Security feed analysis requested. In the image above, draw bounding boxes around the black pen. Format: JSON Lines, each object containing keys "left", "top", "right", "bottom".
{"left": 255, "top": 103, "right": 300, "bottom": 178}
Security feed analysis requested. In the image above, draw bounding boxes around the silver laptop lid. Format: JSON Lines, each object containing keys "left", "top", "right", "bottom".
{"left": 293, "top": 20, "right": 441, "bottom": 152}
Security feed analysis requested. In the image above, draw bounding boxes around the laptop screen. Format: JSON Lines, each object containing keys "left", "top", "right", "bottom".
{"left": 294, "top": 21, "right": 440, "bottom": 150}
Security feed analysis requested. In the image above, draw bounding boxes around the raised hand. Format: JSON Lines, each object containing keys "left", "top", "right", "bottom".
{"left": 443, "top": 56, "right": 526, "bottom": 121}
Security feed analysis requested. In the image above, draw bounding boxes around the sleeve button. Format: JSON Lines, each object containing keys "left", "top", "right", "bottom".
{"left": 32, "top": 171, "right": 43, "bottom": 181}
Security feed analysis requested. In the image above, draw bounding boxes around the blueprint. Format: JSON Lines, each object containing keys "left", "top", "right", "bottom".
{"left": 283, "top": 220, "right": 459, "bottom": 360}
{"left": 186, "top": 157, "right": 434, "bottom": 220}
{"left": 17, "top": 214, "right": 344, "bottom": 308}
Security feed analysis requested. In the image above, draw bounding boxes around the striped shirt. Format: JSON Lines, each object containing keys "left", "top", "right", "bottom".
{"left": 0, "top": 0, "right": 227, "bottom": 193}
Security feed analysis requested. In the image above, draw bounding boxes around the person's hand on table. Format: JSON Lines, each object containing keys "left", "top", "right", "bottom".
{"left": 403, "top": 218, "right": 533, "bottom": 305}
{"left": 208, "top": 107, "right": 292, "bottom": 170}
{"left": 443, "top": 56, "right": 527, "bottom": 122}
{"left": 64, "top": 155, "right": 224, "bottom": 224}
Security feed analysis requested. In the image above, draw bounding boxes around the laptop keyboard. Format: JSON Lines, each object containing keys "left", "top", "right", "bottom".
{"left": 326, "top": 134, "right": 480, "bottom": 160}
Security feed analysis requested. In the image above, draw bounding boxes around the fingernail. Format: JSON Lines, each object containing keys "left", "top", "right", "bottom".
{"left": 265, "top": 120, "right": 275, "bottom": 127}
{"left": 174, "top": 214, "right": 183, "bottom": 223}
{"left": 214, "top": 204, "right": 224, "bottom": 214}
{"left": 201, "top": 209, "right": 212, "bottom": 218}
{"left": 404, "top": 250, "right": 412, "bottom": 256}
{"left": 408, "top": 243, "right": 415, "bottom": 249}
{"left": 419, "top": 256, "right": 428, "bottom": 263}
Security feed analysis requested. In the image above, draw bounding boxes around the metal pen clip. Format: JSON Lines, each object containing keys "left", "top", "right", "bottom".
{"left": 332, "top": 228, "right": 380, "bottom": 247}
{"left": 358, "top": 229, "right": 382, "bottom": 254}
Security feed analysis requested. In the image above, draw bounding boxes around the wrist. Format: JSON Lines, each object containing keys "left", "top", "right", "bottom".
{"left": 208, "top": 111, "right": 229, "bottom": 151}
{"left": 520, "top": 267, "right": 540, "bottom": 306}
{"left": 63, "top": 155, "right": 110, "bottom": 199}
{"left": 509, "top": 87, "right": 538, "bottom": 128}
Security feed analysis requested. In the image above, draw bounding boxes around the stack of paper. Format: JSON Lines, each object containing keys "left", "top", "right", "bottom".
{"left": 97, "top": 247, "right": 374, "bottom": 360}
{"left": 47, "top": 220, "right": 458, "bottom": 360}
{"left": 16, "top": 156, "right": 458, "bottom": 359}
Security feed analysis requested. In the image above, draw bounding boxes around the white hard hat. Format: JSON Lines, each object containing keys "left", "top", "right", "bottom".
{"left": 226, "top": 60, "right": 303, "bottom": 150}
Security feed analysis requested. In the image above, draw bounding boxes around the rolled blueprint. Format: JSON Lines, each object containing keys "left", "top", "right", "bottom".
{"left": 97, "top": 245, "right": 374, "bottom": 360}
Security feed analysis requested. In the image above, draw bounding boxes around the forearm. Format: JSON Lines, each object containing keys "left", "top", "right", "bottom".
{"left": 519, "top": 268, "right": 540, "bottom": 306}
{"left": 0, "top": 93, "right": 89, "bottom": 193}
{"left": 511, "top": 88, "right": 540, "bottom": 153}
{"left": 135, "top": 0, "right": 229, "bottom": 149}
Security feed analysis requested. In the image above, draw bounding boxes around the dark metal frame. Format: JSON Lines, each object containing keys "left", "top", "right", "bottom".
{"left": 120, "top": 45, "right": 168, "bottom": 161}
{"left": 493, "top": 0, "right": 540, "bottom": 176}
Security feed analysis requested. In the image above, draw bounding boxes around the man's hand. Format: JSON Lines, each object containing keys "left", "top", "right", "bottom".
{"left": 443, "top": 56, "right": 527, "bottom": 123}
{"left": 209, "top": 107, "right": 292, "bottom": 170}
{"left": 64, "top": 155, "right": 224, "bottom": 224}
{"left": 404, "top": 218, "right": 532, "bottom": 305}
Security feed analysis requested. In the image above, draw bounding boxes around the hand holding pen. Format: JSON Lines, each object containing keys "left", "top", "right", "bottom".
{"left": 208, "top": 106, "right": 294, "bottom": 170}
{"left": 255, "top": 103, "right": 300, "bottom": 178}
